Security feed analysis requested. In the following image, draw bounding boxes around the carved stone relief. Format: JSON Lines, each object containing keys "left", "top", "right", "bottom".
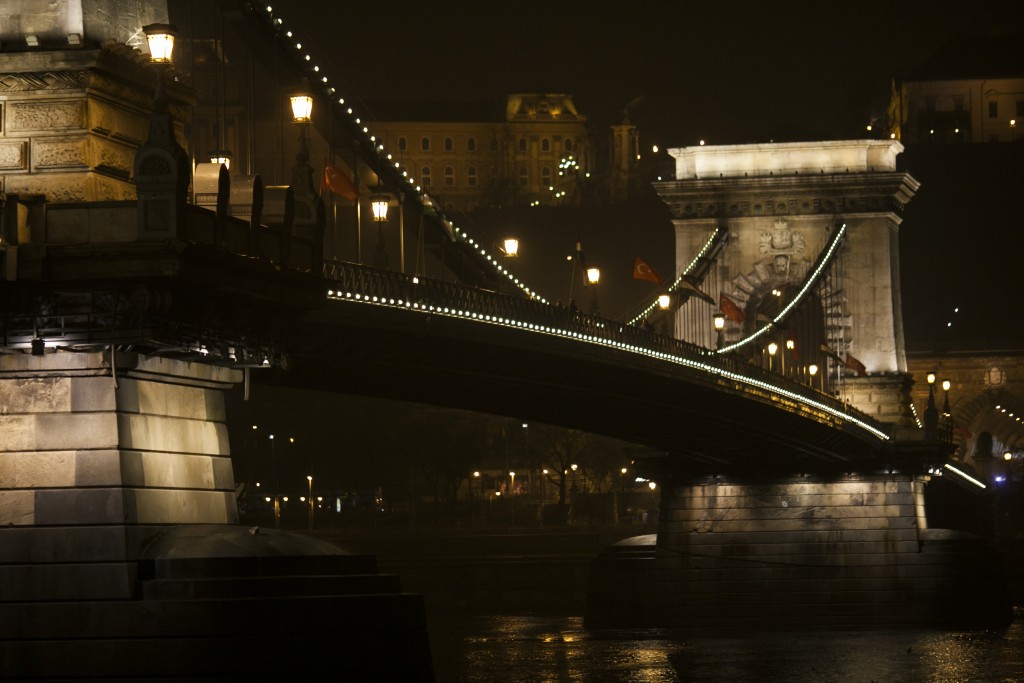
{"left": 5, "top": 175, "right": 87, "bottom": 202}
{"left": 8, "top": 100, "right": 85, "bottom": 132}
{"left": 33, "top": 138, "right": 88, "bottom": 170}
{"left": 0, "top": 71, "right": 90, "bottom": 92}
{"left": 0, "top": 141, "right": 28, "bottom": 170}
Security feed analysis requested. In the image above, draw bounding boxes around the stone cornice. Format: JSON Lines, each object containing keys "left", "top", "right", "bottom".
{"left": 655, "top": 172, "right": 920, "bottom": 220}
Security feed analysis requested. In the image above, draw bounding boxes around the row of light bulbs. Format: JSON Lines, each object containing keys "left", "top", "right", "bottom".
{"left": 253, "top": 6, "right": 544, "bottom": 302}
{"left": 325, "top": 287, "right": 891, "bottom": 442}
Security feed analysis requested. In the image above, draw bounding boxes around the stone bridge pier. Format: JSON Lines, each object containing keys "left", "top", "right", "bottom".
{"left": 0, "top": 350, "right": 432, "bottom": 680}
{"left": 586, "top": 467, "right": 1011, "bottom": 629}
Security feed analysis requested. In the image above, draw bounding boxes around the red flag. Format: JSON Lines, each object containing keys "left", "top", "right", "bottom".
{"left": 632, "top": 257, "right": 663, "bottom": 286}
{"left": 321, "top": 161, "right": 360, "bottom": 201}
{"left": 845, "top": 353, "right": 867, "bottom": 377}
{"left": 677, "top": 276, "right": 715, "bottom": 305}
{"left": 719, "top": 293, "right": 745, "bottom": 323}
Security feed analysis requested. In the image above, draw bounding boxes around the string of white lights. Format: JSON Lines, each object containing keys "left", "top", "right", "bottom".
{"left": 260, "top": 5, "right": 545, "bottom": 303}
{"left": 717, "top": 223, "right": 847, "bottom": 355}
{"left": 326, "top": 286, "right": 890, "bottom": 442}
{"left": 627, "top": 227, "right": 723, "bottom": 327}
{"left": 943, "top": 463, "right": 986, "bottom": 489}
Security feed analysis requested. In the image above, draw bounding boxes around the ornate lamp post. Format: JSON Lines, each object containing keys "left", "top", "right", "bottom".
{"left": 586, "top": 267, "right": 601, "bottom": 315}
{"left": 713, "top": 312, "right": 725, "bottom": 350}
{"left": 923, "top": 372, "right": 939, "bottom": 440}
{"left": 307, "top": 475, "right": 314, "bottom": 530}
{"left": 370, "top": 190, "right": 390, "bottom": 268}
{"left": 767, "top": 342, "right": 778, "bottom": 373}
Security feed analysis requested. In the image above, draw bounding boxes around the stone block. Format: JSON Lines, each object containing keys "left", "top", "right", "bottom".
{"left": 117, "top": 413, "right": 228, "bottom": 456}
{"left": 7, "top": 100, "right": 85, "bottom": 133}
{"left": 0, "top": 140, "right": 27, "bottom": 171}
{"left": 34, "top": 488, "right": 126, "bottom": 525}
{"left": 0, "top": 376, "right": 71, "bottom": 414}
{"left": 74, "top": 449, "right": 124, "bottom": 487}
{"left": 0, "top": 413, "right": 117, "bottom": 451}
{"left": 138, "top": 451, "right": 215, "bottom": 490}
{"left": 0, "top": 451, "right": 76, "bottom": 488}
{"left": 0, "top": 491, "right": 34, "bottom": 526}
{"left": 212, "top": 456, "right": 235, "bottom": 490}
{"left": 0, "top": 562, "right": 135, "bottom": 601}
{"left": 130, "top": 489, "right": 236, "bottom": 525}
{"left": 0, "top": 526, "right": 130, "bottom": 563}
{"left": 116, "top": 377, "right": 224, "bottom": 420}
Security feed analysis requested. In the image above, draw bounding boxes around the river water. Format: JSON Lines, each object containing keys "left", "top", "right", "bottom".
{"left": 429, "top": 611, "right": 1024, "bottom": 683}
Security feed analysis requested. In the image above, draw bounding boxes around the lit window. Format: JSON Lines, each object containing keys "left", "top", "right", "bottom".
{"left": 444, "top": 165, "right": 454, "bottom": 186}
{"left": 421, "top": 165, "right": 431, "bottom": 188}
{"left": 467, "top": 166, "right": 478, "bottom": 187}
{"left": 541, "top": 138, "right": 550, "bottom": 152}
{"left": 421, "top": 137, "right": 430, "bottom": 151}
{"left": 444, "top": 137, "right": 453, "bottom": 152}
{"left": 467, "top": 137, "right": 477, "bottom": 152}
{"left": 397, "top": 137, "right": 407, "bottom": 151}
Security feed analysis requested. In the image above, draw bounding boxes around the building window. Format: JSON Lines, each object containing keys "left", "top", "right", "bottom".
{"left": 564, "top": 138, "right": 574, "bottom": 152}
{"left": 421, "top": 137, "right": 431, "bottom": 151}
{"left": 541, "top": 138, "right": 550, "bottom": 152}
{"left": 518, "top": 166, "right": 528, "bottom": 186}
{"left": 541, "top": 166, "right": 551, "bottom": 188}
{"left": 444, "top": 137, "right": 454, "bottom": 152}
{"left": 989, "top": 101, "right": 998, "bottom": 118}
{"left": 467, "top": 166, "right": 478, "bottom": 187}
{"left": 518, "top": 138, "right": 527, "bottom": 152}
{"left": 444, "top": 165, "right": 454, "bottom": 186}
{"left": 467, "top": 137, "right": 476, "bottom": 152}
{"left": 421, "top": 165, "right": 431, "bottom": 188}
{"left": 398, "top": 137, "right": 407, "bottom": 151}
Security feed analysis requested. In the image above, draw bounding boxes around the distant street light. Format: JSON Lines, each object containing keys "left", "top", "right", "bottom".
{"left": 713, "top": 313, "right": 725, "bottom": 349}
{"left": 586, "top": 267, "right": 601, "bottom": 315}
{"left": 767, "top": 342, "right": 778, "bottom": 372}
{"left": 502, "top": 237, "right": 520, "bottom": 257}
{"left": 307, "top": 475, "right": 314, "bottom": 530}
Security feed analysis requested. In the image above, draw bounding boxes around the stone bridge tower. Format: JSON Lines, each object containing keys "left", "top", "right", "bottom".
{"left": 655, "top": 140, "right": 920, "bottom": 424}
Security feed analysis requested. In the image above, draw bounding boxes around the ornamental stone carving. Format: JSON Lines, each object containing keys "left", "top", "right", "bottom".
{"left": 8, "top": 100, "right": 85, "bottom": 132}
{"left": 0, "top": 71, "right": 90, "bottom": 92}
{"left": 0, "top": 142, "right": 28, "bottom": 170}
{"left": 33, "top": 139, "right": 88, "bottom": 169}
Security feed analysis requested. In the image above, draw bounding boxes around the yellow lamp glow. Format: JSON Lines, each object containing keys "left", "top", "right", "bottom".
{"left": 808, "top": 364, "right": 818, "bottom": 376}
{"left": 658, "top": 294, "right": 671, "bottom": 309}
{"left": 586, "top": 267, "right": 600, "bottom": 285}
{"left": 942, "top": 379, "right": 951, "bottom": 392}
{"left": 502, "top": 237, "right": 520, "bottom": 257}
{"left": 713, "top": 313, "right": 726, "bottom": 331}
{"left": 290, "top": 93, "right": 313, "bottom": 123}
{"left": 927, "top": 372, "right": 936, "bottom": 385}
{"left": 143, "top": 23, "right": 176, "bottom": 63}
{"left": 768, "top": 342, "right": 778, "bottom": 356}
{"left": 370, "top": 194, "right": 390, "bottom": 221}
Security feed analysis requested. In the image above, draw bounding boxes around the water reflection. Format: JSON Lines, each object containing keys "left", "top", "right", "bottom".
{"left": 430, "top": 613, "right": 1023, "bottom": 682}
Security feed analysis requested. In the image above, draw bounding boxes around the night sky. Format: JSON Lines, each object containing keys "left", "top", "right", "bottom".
{"left": 276, "top": 1, "right": 1021, "bottom": 146}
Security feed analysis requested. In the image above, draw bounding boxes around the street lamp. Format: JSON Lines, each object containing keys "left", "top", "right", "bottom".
{"left": 924, "top": 372, "right": 939, "bottom": 440}
{"left": 586, "top": 267, "right": 601, "bottom": 315}
{"left": 658, "top": 294, "right": 672, "bottom": 309}
{"left": 143, "top": 23, "right": 176, "bottom": 63}
{"left": 307, "top": 475, "right": 314, "bottom": 530}
{"left": 767, "top": 342, "right": 778, "bottom": 372}
{"left": 785, "top": 340, "right": 795, "bottom": 377}
{"left": 501, "top": 237, "right": 520, "bottom": 257}
{"left": 713, "top": 312, "right": 725, "bottom": 349}
{"left": 808, "top": 363, "right": 819, "bottom": 391}
{"left": 370, "top": 190, "right": 391, "bottom": 268}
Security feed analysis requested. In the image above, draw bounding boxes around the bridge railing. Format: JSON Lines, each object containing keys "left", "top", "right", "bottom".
{"left": 323, "top": 260, "right": 886, "bottom": 434}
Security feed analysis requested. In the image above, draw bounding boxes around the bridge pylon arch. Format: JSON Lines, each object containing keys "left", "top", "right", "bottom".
{"left": 656, "top": 140, "right": 920, "bottom": 426}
